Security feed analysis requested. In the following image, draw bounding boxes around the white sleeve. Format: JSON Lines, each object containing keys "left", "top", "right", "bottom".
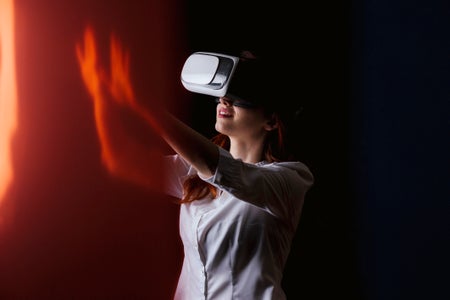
{"left": 200, "top": 148, "right": 314, "bottom": 225}
{"left": 163, "top": 154, "right": 193, "bottom": 199}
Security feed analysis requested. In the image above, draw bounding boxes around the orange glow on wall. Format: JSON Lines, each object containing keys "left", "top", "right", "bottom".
{"left": 0, "top": 0, "right": 17, "bottom": 212}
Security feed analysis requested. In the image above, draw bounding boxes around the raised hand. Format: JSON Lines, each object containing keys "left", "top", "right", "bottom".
{"left": 75, "top": 26, "right": 164, "bottom": 191}
{"left": 76, "top": 26, "right": 138, "bottom": 110}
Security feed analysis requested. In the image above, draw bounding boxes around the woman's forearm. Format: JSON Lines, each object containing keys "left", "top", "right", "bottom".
{"left": 137, "top": 106, "right": 219, "bottom": 178}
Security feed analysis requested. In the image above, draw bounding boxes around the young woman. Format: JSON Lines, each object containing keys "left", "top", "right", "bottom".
{"left": 77, "top": 43, "right": 314, "bottom": 299}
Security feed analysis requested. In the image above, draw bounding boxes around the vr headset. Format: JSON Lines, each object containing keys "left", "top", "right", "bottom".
{"left": 180, "top": 52, "right": 262, "bottom": 108}
{"left": 181, "top": 52, "right": 238, "bottom": 97}
{"left": 181, "top": 51, "right": 302, "bottom": 118}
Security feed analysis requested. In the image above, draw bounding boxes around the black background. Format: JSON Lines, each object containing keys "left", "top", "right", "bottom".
{"left": 184, "top": 1, "right": 449, "bottom": 300}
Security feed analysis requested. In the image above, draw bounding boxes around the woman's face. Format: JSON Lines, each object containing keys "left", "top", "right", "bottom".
{"left": 215, "top": 97, "right": 274, "bottom": 140}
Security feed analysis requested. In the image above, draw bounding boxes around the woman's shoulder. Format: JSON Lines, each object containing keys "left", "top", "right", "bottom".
{"left": 264, "top": 159, "right": 309, "bottom": 170}
{"left": 265, "top": 160, "right": 314, "bottom": 184}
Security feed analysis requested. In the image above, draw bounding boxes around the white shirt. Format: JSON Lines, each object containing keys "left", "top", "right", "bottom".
{"left": 165, "top": 148, "right": 314, "bottom": 300}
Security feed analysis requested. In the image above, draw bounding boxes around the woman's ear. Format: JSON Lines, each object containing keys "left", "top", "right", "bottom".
{"left": 264, "top": 113, "right": 279, "bottom": 131}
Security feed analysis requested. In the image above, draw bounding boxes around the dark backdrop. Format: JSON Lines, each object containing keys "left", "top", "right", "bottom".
{"left": 185, "top": 1, "right": 449, "bottom": 300}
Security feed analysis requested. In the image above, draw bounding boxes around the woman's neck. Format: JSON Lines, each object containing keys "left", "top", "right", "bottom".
{"left": 228, "top": 137, "right": 265, "bottom": 164}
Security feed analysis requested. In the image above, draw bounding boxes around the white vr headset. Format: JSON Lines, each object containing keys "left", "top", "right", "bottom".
{"left": 181, "top": 52, "right": 239, "bottom": 98}
{"left": 181, "top": 51, "right": 301, "bottom": 116}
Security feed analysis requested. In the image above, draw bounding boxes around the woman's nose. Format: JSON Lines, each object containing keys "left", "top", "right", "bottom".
{"left": 219, "top": 97, "right": 233, "bottom": 106}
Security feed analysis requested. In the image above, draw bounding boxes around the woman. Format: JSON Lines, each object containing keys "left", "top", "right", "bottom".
{"left": 77, "top": 43, "right": 314, "bottom": 299}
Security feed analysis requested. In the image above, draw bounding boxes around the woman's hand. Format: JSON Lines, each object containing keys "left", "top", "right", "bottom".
{"left": 75, "top": 27, "right": 165, "bottom": 191}
{"left": 76, "top": 27, "right": 138, "bottom": 111}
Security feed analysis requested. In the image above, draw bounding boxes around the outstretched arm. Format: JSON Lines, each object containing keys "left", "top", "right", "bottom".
{"left": 76, "top": 27, "right": 219, "bottom": 185}
{"left": 139, "top": 108, "right": 219, "bottom": 178}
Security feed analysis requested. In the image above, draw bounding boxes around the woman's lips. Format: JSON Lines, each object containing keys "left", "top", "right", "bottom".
{"left": 218, "top": 108, "right": 233, "bottom": 118}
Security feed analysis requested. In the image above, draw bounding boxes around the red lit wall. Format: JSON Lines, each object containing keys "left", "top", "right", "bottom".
{"left": 0, "top": 0, "right": 189, "bottom": 298}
